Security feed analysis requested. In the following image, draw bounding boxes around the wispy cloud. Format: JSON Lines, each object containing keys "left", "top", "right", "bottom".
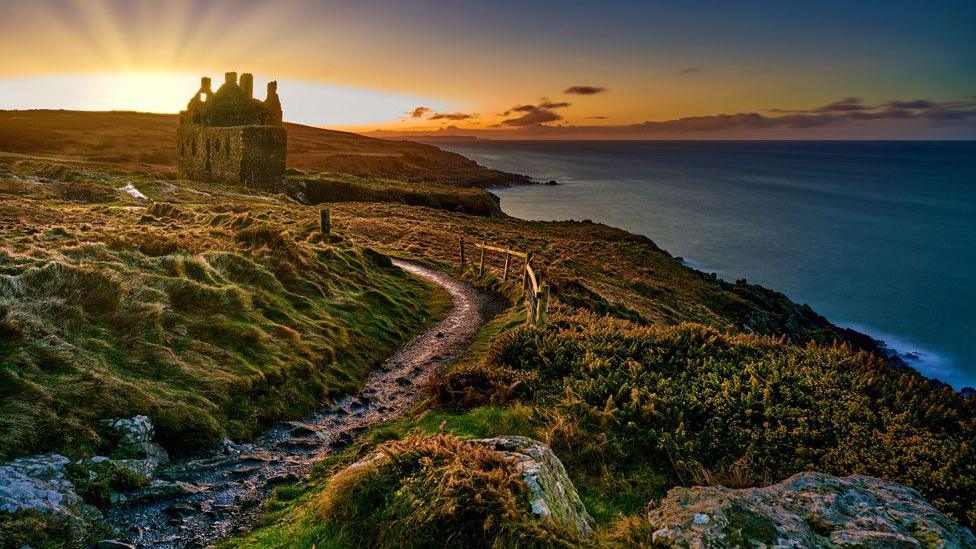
{"left": 409, "top": 106, "right": 431, "bottom": 118}
{"left": 564, "top": 85, "right": 606, "bottom": 95}
{"left": 677, "top": 67, "right": 700, "bottom": 75}
{"left": 429, "top": 112, "right": 477, "bottom": 121}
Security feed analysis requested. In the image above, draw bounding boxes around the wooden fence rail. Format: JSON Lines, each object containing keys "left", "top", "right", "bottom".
{"left": 459, "top": 237, "right": 548, "bottom": 327}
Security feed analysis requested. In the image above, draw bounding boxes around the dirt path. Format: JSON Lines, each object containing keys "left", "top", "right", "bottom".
{"left": 106, "top": 260, "right": 500, "bottom": 548}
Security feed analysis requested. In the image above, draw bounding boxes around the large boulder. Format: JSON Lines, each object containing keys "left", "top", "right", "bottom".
{"left": 472, "top": 436, "right": 595, "bottom": 537}
{"left": 643, "top": 472, "right": 975, "bottom": 548}
{"left": 0, "top": 454, "right": 81, "bottom": 515}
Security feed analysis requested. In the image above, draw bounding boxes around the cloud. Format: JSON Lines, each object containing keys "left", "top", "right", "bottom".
{"left": 564, "top": 85, "right": 606, "bottom": 95}
{"left": 501, "top": 110, "right": 563, "bottom": 126}
{"left": 497, "top": 99, "right": 571, "bottom": 126}
{"left": 884, "top": 99, "right": 938, "bottom": 110}
{"left": 677, "top": 67, "right": 700, "bottom": 75}
{"left": 409, "top": 106, "right": 431, "bottom": 118}
{"left": 540, "top": 100, "right": 571, "bottom": 109}
{"left": 502, "top": 100, "right": 571, "bottom": 116}
{"left": 586, "top": 116, "right": 609, "bottom": 119}
{"left": 815, "top": 97, "right": 871, "bottom": 112}
{"left": 372, "top": 95, "right": 976, "bottom": 139}
{"left": 429, "top": 112, "right": 477, "bottom": 121}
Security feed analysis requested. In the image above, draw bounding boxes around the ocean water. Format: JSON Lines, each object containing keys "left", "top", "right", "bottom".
{"left": 434, "top": 140, "right": 976, "bottom": 389}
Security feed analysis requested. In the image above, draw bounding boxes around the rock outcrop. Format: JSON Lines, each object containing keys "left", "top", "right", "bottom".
{"left": 98, "top": 415, "right": 170, "bottom": 477}
{"left": 0, "top": 454, "right": 82, "bottom": 515}
{"left": 643, "top": 472, "right": 975, "bottom": 548}
{"left": 0, "top": 415, "right": 168, "bottom": 525}
{"left": 472, "top": 436, "right": 595, "bottom": 538}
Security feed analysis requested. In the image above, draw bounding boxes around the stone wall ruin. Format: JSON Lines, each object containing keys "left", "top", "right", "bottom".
{"left": 177, "top": 72, "right": 286, "bottom": 188}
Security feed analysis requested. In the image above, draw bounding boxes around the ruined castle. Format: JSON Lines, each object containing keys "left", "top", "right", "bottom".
{"left": 177, "top": 72, "right": 286, "bottom": 188}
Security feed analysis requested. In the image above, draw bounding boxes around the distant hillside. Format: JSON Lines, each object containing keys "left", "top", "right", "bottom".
{"left": 0, "top": 109, "right": 527, "bottom": 186}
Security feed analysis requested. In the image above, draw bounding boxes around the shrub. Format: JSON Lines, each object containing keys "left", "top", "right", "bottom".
{"left": 306, "top": 434, "right": 578, "bottom": 548}
{"left": 486, "top": 313, "right": 976, "bottom": 527}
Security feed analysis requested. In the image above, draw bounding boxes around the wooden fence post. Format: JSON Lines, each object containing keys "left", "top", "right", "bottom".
{"left": 502, "top": 252, "right": 511, "bottom": 280}
{"left": 459, "top": 237, "right": 466, "bottom": 265}
{"left": 478, "top": 244, "right": 486, "bottom": 276}
{"left": 522, "top": 253, "right": 532, "bottom": 295}
{"left": 319, "top": 208, "right": 330, "bottom": 237}
{"left": 535, "top": 284, "right": 550, "bottom": 328}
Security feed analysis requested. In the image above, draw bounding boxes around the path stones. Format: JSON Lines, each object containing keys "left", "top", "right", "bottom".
{"left": 94, "top": 540, "right": 135, "bottom": 549}
{"left": 129, "top": 480, "right": 208, "bottom": 503}
{"left": 284, "top": 422, "right": 319, "bottom": 437}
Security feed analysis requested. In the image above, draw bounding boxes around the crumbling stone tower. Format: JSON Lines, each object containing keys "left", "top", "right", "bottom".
{"left": 177, "top": 72, "right": 286, "bottom": 188}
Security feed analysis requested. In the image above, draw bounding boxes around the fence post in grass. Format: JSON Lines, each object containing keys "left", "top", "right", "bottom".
{"left": 522, "top": 253, "right": 532, "bottom": 293}
{"left": 503, "top": 252, "right": 511, "bottom": 280}
{"left": 526, "top": 283, "right": 536, "bottom": 325}
{"left": 459, "top": 237, "right": 466, "bottom": 265}
{"left": 479, "top": 244, "right": 486, "bottom": 276}
{"left": 535, "top": 284, "right": 550, "bottom": 328}
{"left": 319, "top": 208, "right": 330, "bottom": 237}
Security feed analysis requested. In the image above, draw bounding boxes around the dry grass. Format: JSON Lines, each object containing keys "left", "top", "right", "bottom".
{"left": 224, "top": 434, "right": 579, "bottom": 549}
{"left": 0, "top": 109, "right": 525, "bottom": 185}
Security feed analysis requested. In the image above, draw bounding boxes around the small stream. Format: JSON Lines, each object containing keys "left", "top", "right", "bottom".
{"left": 106, "top": 260, "right": 497, "bottom": 548}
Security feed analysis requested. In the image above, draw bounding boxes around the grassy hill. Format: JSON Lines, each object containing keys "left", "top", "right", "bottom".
{"left": 0, "top": 110, "right": 527, "bottom": 186}
{"left": 0, "top": 157, "right": 449, "bottom": 459}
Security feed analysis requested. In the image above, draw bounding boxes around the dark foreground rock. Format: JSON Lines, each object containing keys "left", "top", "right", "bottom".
{"left": 642, "top": 472, "right": 975, "bottom": 548}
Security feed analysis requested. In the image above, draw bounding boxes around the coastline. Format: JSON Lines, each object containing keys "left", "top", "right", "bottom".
{"left": 674, "top": 255, "right": 966, "bottom": 389}
{"left": 476, "top": 167, "right": 975, "bottom": 392}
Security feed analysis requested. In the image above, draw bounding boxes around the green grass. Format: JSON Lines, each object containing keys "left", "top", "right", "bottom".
{"left": 0, "top": 161, "right": 450, "bottom": 459}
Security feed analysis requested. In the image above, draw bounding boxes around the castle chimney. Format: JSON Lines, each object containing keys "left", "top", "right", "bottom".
{"left": 240, "top": 73, "right": 254, "bottom": 98}
{"left": 200, "top": 76, "right": 212, "bottom": 93}
{"left": 266, "top": 81, "right": 277, "bottom": 96}
{"left": 225, "top": 72, "right": 238, "bottom": 85}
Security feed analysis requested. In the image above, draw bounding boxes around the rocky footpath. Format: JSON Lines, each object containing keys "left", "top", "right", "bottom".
{"left": 472, "top": 436, "right": 595, "bottom": 537}
{"left": 643, "top": 472, "right": 976, "bottom": 548}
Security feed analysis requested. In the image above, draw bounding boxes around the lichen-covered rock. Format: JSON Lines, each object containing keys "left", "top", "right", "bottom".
{"left": 98, "top": 415, "right": 169, "bottom": 475}
{"left": 472, "top": 435, "right": 595, "bottom": 537}
{"left": 0, "top": 454, "right": 83, "bottom": 516}
{"left": 641, "top": 472, "right": 975, "bottom": 548}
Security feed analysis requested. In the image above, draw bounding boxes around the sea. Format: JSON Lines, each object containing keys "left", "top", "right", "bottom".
{"left": 432, "top": 140, "right": 976, "bottom": 389}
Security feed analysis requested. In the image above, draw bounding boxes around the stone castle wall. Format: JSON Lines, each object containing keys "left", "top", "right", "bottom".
{"left": 177, "top": 124, "right": 286, "bottom": 188}
{"left": 176, "top": 72, "right": 286, "bottom": 189}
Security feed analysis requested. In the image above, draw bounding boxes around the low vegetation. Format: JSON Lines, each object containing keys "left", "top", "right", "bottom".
{"left": 288, "top": 170, "right": 503, "bottom": 216}
{"left": 0, "top": 156, "right": 445, "bottom": 459}
{"left": 224, "top": 434, "right": 578, "bottom": 549}
{"left": 477, "top": 314, "right": 976, "bottom": 528}
{"left": 232, "top": 309, "right": 974, "bottom": 548}
{"left": 1, "top": 147, "right": 972, "bottom": 548}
